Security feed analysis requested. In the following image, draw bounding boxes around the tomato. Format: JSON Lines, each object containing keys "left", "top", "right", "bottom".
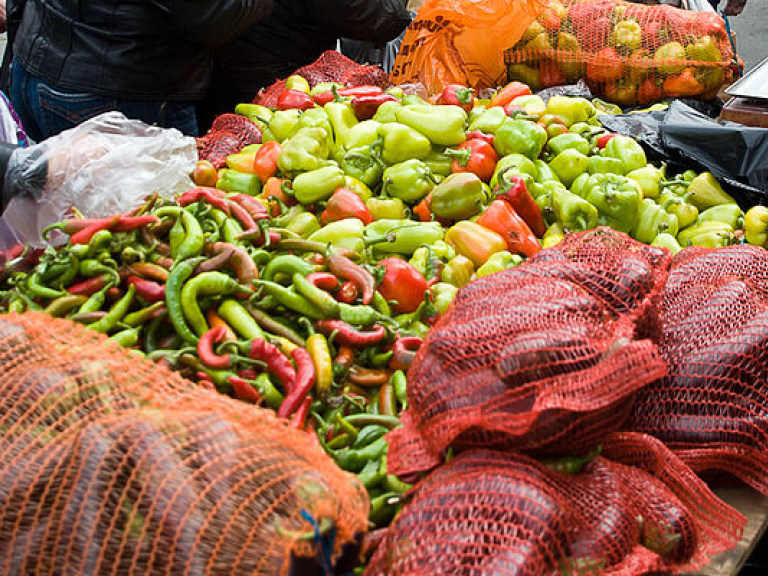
{"left": 376, "top": 258, "right": 428, "bottom": 314}
{"left": 191, "top": 159, "right": 218, "bottom": 187}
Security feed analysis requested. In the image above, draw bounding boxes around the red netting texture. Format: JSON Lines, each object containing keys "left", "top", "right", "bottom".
{"left": 387, "top": 229, "right": 669, "bottom": 478}
{"left": 0, "top": 312, "right": 368, "bottom": 575}
{"left": 627, "top": 245, "right": 768, "bottom": 496}
{"left": 196, "top": 113, "right": 262, "bottom": 170}
{"left": 505, "top": 0, "right": 736, "bottom": 105}
{"left": 366, "top": 440, "right": 743, "bottom": 575}
{"left": 255, "top": 50, "right": 390, "bottom": 109}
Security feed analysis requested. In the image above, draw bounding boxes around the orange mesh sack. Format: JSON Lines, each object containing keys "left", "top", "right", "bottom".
{"left": 627, "top": 245, "right": 768, "bottom": 496}
{"left": 0, "top": 312, "right": 368, "bottom": 575}
{"left": 367, "top": 440, "right": 743, "bottom": 575}
{"left": 387, "top": 228, "right": 669, "bottom": 479}
{"left": 505, "top": 0, "right": 736, "bottom": 106}
{"left": 255, "top": 51, "right": 390, "bottom": 109}
{"left": 390, "top": 0, "right": 545, "bottom": 95}
{"left": 196, "top": 113, "right": 262, "bottom": 170}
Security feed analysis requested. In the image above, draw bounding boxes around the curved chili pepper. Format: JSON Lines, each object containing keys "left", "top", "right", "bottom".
{"left": 210, "top": 242, "right": 258, "bottom": 286}
{"left": 43, "top": 294, "right": 88, "bottom": 318}
{"left": 198, "top": 325, "right": 232, "bottom": 369}
{"left": 154, "top": 207, "right": 205, "bottom": 262}
{"left": 278, "top": 347, "right": 315, "bottom": 419}
{"left": 389, "top": 336, "right": 423, "bottom": 371}
{"left": 333, "top": 346, "right": 356, "bottom": 372}
{"left": 177, "top": 187, "right": 231, "bottom": 214}
{"left": 112, "top": 214, "right": 161, "bottom": 233}
{"left": 292, "top": 273, "right": 340, "bottom": 318}
{"left": 165, "top": 257, "right": 205, "bottom": 344}
{"left": 195, "top": 245, "right": 235, "bottom": 274}
{"left": 126, "top": 262, "right": 170, "bottom": 283}
{"left": 181, "top": 271, "right": 249, "bottom": 337}
{"left": 89, "top": 284, "right": 135, "bottom": 334}
{"left": 43, "top": 217, "right": 106, "bottom": 239}
{"left": 225, "top": 199, "right": 257, "bottom": 231}
{"left": 70, "top": 310, "right": 108, "bottom": 325}
{"left": 336, "top": 281, "right": 358, "bottom": 304}
{"left": 126, "top": 275, "right": 166, "bottom": 303}
{"left": 235, "top": 226, "right": 281, "bottom": 247}
{"left": 277, "top": 238, "right": 360, "bottom": 259}
{"left": 70, "top": 215, "right": 120, "bottom": 245}
{"left": 249, "top": 338, "right": 296, "bottom": 393}
{"left": 306, "top": 272, "right": 338, "bottom": 292}
{"left": 327, "top": 250, "right": 375, "bottom": 304}
{"left": 290, "top": 397, "right": 313, "bottom": 429}
{"left": 123, "top": 301, "right": 166, "bottom": 327}
{"left": 315, "top": 320, "right": 386, "bottom": 348}
{"left": 243, "top": 302, "right": 306, "bottom": 346}
{"left": 347, "top": 365, "right": 392, "bottom": 387}
{"left": 378, "top": 382, "right": 397, "bottom": 417}
{"left": 228, "top": 375, "right": 262, "bottom": 404}
{"left": 229, "top": 193, "right": 270, "bottom": 221}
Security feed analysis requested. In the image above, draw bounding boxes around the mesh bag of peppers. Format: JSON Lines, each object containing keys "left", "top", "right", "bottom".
{"left": 504, "top": 0, "right": 737, "bottom": 106}
{"left": 0, "top": 312, "right": 368, "bottom": 575}
{"left": 367, "top": 434, "right": 743, "bottom": 575}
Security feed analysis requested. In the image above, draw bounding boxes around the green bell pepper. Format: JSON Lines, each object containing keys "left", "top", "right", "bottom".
{"left": 677, "top": 220, "right": 733, "bottom": 247}
{"left": 308, "top": 218, "right": 366, "bottom": 253}
{"left": 429, "top": 172, "right": 486, "bottom": 220}
{"left": 659, "top": 190, "right": 698, "bottom": 229}
{"left": 546, "top": 95, "right": 596, "bottom": 127}
{"left": 626, "top": 165, "right": 664, "bottom": 198}
{"left": 534, "top": 159, "right": 561, "bottom": 184}
{"left": 285, "top": 212, "right": 321, "bottom": 238}
{"left": 467, "top": 106, "right": 508, "bottom": 134}
{"left": 339, "top": 146, "right": 384, "bottom": 188}
{"left": 546, "top": 133, "right": 592, "bottom": 157}
{"left": 601, "top": 135, "right": 647, "bottom": 174}
{"left": 431, "top": 282, "right": 458, "bottom": 314}
{"left": 552, "top": 187, "right": 598, "bottom": 232}
{"left": 493, "top": 118, "right": 547, "bottom": 159}
{"left": 277, "top": 126, "right": 330, "bottom": 174}
{"left": 509, "top": 95, "right": 547, "bottom": 118}
{"left": 632, "top": 198, "right": 679, "bottom": 243}
{"left": 476, "top": 250, "right": 523, "bottom": 277}
{"left": 366, "top": 196, "right": 407, "bottom": 220}
{"left": 344, "top": 120, "right": 382, "bottom": 150}
{"left": 395, "top": 104, "right": 467, "bottom": 147}
{"left": 378, "top": 122, "right": 432, "bottom": 164}
{"left": 548, "top": 148, "right": 589, "bottom": 188}
{"left": 381, "top": 159, "right": 435, "bottom": 203}
{"left": 235, "top": 103, "right": 272, "bottom": 127}
{"left": 697, "top": 204, "right": 744, "bottom": 229}
{"left": 365, "top": 219, "right": 445, "bottom": 255}
{"left": 216, "top": 169, "right": 261, "bottom": 195}
{"left": 372, "top": 100, "right": 401, "bottom": 123}
{"left": 292, "top": 165, "right": 346, "bottom": 204}
{"left": 651, "top": 232, "right": 682, "bottom": 255}
{"left": 685, "top": 172, "right": 737, "bottom": 210}
{"left": 423, "top": 146, "right": 455, "bottom": 177}
{"left": 490, "top": 153, "right": 537, "bottom": 190}
{"left": 587, "top": 156, "right": 626, "bottom": 176}
{"left": 581, "top": 173, "right": 642, "bottom": 233}
{"left": 325, "top": 101, "right": 359, "bottom": 149}
{"left": 266, "top": 109, "right": 302, "bottom": 142}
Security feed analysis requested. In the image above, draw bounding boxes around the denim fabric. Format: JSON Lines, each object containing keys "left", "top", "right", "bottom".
{"left": 9, "top": 60, "right": 199, "bottom": 142}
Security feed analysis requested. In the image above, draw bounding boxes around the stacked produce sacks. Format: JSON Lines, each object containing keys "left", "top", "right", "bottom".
{"left": 505, "top": 0, "right": 736, "bottom": 105}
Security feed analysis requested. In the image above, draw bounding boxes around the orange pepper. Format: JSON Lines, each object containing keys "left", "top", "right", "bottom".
{"left": 662, "top": 67, "right": 704, "bottom": 98}
{"left": 253, "top": 140, "right": 282, "bottom": 183}
{"left": 476, "top": 200, "right": 541, "bottom": 258}
{"left": 260, "top": 176, "right": 296, "bottom": 217}
{"left": 488, "top": 81, "right": 533, "bottom": 108}
{"left": 445, "top": 220, "right": 507, "bottom": 267}
{"left": 205, "top": 308, "right": 237, "bottom": 341}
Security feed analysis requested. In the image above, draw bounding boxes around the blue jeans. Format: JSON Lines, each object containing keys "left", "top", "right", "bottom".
{"left": 9, "top": 59, "right": 199, "bottom": 142}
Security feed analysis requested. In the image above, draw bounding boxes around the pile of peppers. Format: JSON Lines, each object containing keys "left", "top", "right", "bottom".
{"left": 0, "top": 76, "right": 752, "bottom": 531}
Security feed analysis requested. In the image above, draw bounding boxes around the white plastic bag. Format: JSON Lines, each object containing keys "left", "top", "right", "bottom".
{"left": 2, "top": 111, "right": 197, "bottom": 247}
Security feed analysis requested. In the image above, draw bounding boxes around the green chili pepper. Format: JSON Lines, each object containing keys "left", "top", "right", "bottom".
{"left": 217, "top": 298, "right": 265, "bottom": 339}
{"left": 165, "top": 257, "right": 206, "bottom": 344}
{"left": 542, "top": 445, "right": 602, "bottom": 474}
{"left": 155, "top": 207, "right": 205, "bottom": 262}
{"left": 109, "top": 327, "right": 141, "bottom": 348}
{"left": 43, "top": 294, "right": 88, "bottom": 318}
{"left": 26, "top": 273, "right": 66, "bottom": 300}
{"left": 365, "top": 220, "right": 445, "bottom": 255}
{"left": 333, "top": 436, "right": 388, "bottom": 472}
{"left": 292, "top": 272, "right": 340, "bottom": 318}
{"left": 262, "top": 254, "right": 314, "bottom": 283}
{"left": 78, "top": 283, "right": 112, "bottom": 314}
{"left": 89, "top": 285, "right": 135, "bottom": 334}
{"left": 254, "top": 280, "right": 325, "bottom": 319}
{"left": 181, "top": 271, "right": 249, "bottom": 337}
{"left": 123, "top": 301, "right": 165, "bottom": 327}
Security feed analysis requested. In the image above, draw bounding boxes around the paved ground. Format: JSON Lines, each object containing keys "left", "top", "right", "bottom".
{"left": 728, "top": 0, "right": 768, "bottom": 72}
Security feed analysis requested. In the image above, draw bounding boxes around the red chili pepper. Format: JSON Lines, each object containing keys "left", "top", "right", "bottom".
{"left": 114, "top": 214, "right": 161, "bottom": 233}
{"left": 226, "top": 199, "right": 257, "bottom": 230}
{"left": 278, "top": 347, "right": 315, "bottom": 419}
{"left": 208, "top": 241, "right": 258, "bottom": 286}
{"left": 465, "top": 130, "right": 494, "bottom": 146}
{"left": 69, "top": 215, "right": 120, "bottom": 245}
{"left": 596, "top": 133, "right": 618, "bottom": 149}
{"left": 228, "top": 193, "right": 269, "bottom": 221}
{"left": 436, "top": 83, "right": 475, "bottom": 113}
{"left": 177, "top": 187, "right": 231, "bottom": 214}
{"left": 277, "top": 89, "right": 315, "bottom": 111}
{"left": 448, "top": 138, "right": 499, "bottom": 183}
{"left": 350, "top": 93, "right": 398, "bottom": 121}
{"left": 333, "top": 346, "right": 356, "bottom": 371}
{"left": 313, "top": 85, "right": 383, "bottom": 106}
{"left": 228, "top": 375, "right": 263, "bottom": 404}
{"left": 290, "top": 397, "right": 313, "bottom": 428}
{"left": 66, "top": 274, "right": 110, "bottom": 296}
{"left": 315, "top": 320, "right": 386, "bottom": 348}
{"left": 127, "top": 262, "right": 170, "bottom": 283}
{"left": 389, "top": 336, "right": 423, "bottom": 371}
{"left": 376, "top": 258, "right": 428, "bottom": 314}
{"left": 197, "top": 326, "right": 232, "bottom": 369}
{"left": 6, "top": 244, "right": 24, "bottom": 260}
{"left": 237, "top": 368, "right": 259, "bottom": 380}
{"left": 44, "top": 218, "right": 108, "bottom": 237}
{"left": 249, "top": 338, "right": 296, "bottom": 393}
{"left": 493, "top": 173, "right": 547, "bottom": 238}
{"left": 347, "top": 365, "right": 392, "bottom": 387}
{"left": 336, "top": 281, "right": 359, "bottom": 304}
{"left": 253, "top": 140, "right": 282, "bottom": 183}
{"left": 476, "top": 200, "right": 541, "bottom": 258}
{"left": 126, "top": 275, "right": 166, "bottom": 303}
{"left": 306, "top": 272, "right": 339, "bottom": 292}
{"left": 320, "top": 188, "right": 374, "bottom": 226}
{"left": 327, "top": 250, "right": 375, "bottom": 305}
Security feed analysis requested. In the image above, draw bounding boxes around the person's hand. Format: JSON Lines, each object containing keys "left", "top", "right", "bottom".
{"left": 724, "top": 0, "right": 746, "bottom": 16}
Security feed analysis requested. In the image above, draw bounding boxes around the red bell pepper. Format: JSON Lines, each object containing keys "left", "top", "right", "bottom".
{"left": 476, "top": 200, "right": 541, "bottom": 258}
{"left": 447, "top": 138, "right": 499, "bottom": 183}
{"left": 350, "top": 94, "right": 398, "bottom": 120}
{"left": 436, "top": 83, "right": 475, "bottom": 113}
{"left": 320, "top": 188, "right": 374, "bottom": 226}
{"left": 376, "top": 258, "right": 428, "bottom": 314}
{"left": 596, "top": 133, "right": 618, "bottom": 150}
{"left": 494, "top": 173, "right": 547, "bottom": 237}
{"left": 313, "top": 85, "right": 384, "bottom": 106}
{"left": 277, "top": 89, "right": 315, "bottom": 111}
{"left": 253, "top": 140, "right": 282, "bottom": 182}
{"left": 465, "top": 130, "right": 494, "bottom": 146}
{"left": 489, "top": 81, "right": 532, "bottom": 108}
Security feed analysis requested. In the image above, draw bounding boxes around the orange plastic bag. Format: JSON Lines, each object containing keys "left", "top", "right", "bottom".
{"left": 391, "top": 0, "right": 546, "bottom": 95}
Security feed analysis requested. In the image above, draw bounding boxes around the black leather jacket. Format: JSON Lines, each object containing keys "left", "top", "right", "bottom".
{"left": 10, "top": 0, "right": 274, "bottom": 101}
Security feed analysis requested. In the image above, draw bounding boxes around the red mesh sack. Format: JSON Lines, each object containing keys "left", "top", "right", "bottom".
{"left": 0, "top": 312, "right": 368, "bottom": 575}
{"left": 255, "top": 50, "right": 390, "bottom": 109}
{"left": 195, "top": 113, "right": 262, "bottom": 170}
{"left": 627, "top": 244, "right": 768, "bottom": 495}
{"left": 505, "top": 0, "right": 737, "bottom": 106}
{"left": 367, "top": 439, "right": 743, "bottom": 575}
{"left": 387, "top": 229, "right": 669, "bottom": 479}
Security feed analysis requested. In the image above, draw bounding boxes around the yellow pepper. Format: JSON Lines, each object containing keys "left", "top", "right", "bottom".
{"left": 445, "top": 220, "right": 507, "bottom": 267}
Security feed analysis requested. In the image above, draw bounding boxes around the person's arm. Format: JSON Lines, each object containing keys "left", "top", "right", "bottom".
{"left": 0, "top": 142, "right": 22, "bottom": 213}
{"left": 169, "top": 0, "right": 274, "bottom": 47}
{"left": 312, "top": 0, "right": 412, "bottom": 45}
